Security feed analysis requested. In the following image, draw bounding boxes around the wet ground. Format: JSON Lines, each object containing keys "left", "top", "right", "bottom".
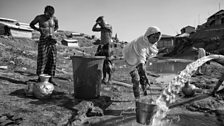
{"left": 90, "top": 59, "right": 224, "bottom": 126}
{"left": 83, "top": 72, "right": 224, "bottom": 126}
{"left": 0, "top": 37, "right": 224, "bottom": 126}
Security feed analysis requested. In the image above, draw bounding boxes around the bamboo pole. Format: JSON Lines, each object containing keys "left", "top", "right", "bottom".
{"left": 111, "top": 80, "right": 163, "bottom": 91}
{"left": 168, "top": 93, "right": 211, "bottom": 109}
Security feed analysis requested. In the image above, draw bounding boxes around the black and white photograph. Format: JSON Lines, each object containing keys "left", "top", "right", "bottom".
{"left": 0, "top": 0, "right": 224, "bottom": 125}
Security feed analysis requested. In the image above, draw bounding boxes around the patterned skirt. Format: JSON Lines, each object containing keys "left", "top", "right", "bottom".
{"left": 36, "top": 38, "right": 57, "bottom": 76}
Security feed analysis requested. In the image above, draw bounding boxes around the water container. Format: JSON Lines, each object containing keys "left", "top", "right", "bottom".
{"left": 70, "top": 56, "right": 105, "bottom": 99}
{"left": 136, "top": 101, "right": 158, "bottom": 125}
{"left": 33, "top": 74, "right": 54, "bottom": 99}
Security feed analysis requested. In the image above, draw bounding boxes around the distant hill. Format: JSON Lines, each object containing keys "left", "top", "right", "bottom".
{"left": 32, "top": 30, "right": 96, "bottom": 47}
{"left": 164, "top": 26, "right": 224, "bottom": 59}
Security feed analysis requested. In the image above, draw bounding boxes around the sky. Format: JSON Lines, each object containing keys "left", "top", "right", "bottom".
{"left": 0, "top": 0, "right": 223, "bottom": 42}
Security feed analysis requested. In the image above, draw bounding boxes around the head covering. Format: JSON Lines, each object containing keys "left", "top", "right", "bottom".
{"left": 122, "top": 26, "right": 161, "bottom": 66}
{"left": 143, "top": 26, "right": 161, "bottom": 43}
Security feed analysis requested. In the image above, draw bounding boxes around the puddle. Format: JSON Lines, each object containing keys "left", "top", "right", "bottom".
{"left": 147, "top": 60, "right": 191, "bottom": 74}
{"left": 147, "top": 60, "right": 191, "bottom": 84}
{"left": 155, "top": 74, "right": 177, "bottom": 84}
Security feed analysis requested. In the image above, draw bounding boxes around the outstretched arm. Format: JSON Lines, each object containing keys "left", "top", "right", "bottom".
{"left": 136, "top": 63, "right": 149, "bottom": 85}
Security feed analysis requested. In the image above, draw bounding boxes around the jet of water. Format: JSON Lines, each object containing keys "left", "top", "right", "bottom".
{"left": 151, "top": 54, "right": 223, "bottom": 126}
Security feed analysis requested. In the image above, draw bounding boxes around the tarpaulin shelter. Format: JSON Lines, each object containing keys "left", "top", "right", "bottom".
{"left": 0, "top": 17, "right": 33, "bottom": 38}
{"left": 61, "top": 39, "right": 79, "bottom": 47}
{"left": 190, "top": 25, "right": 224, "bottom": 41}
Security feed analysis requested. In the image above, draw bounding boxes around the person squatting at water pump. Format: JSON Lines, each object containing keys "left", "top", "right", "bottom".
{"left": 30, "top": 5, "right": 59, "bottom": 86}
{"left": 122, "top": 26, "right": 162, "bottom": 99}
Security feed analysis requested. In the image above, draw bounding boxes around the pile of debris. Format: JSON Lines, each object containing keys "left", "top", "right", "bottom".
{"left": 0, "top": 113, "right": 23, "bottom": 125}
{"left": 62, "top": 101, "right": 104, "bottom": 126}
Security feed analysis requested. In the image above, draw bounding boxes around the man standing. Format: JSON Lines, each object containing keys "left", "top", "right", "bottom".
{"left": 122, "top": 26, "right": 161, "bottom": 99}
{"left": 92, "top": 16, "right": 113, "bottom": 84}
{"left": 30, "top": 5, "right": 59, "bottom": 85}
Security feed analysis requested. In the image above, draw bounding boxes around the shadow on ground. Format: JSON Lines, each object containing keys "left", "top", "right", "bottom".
{"left": 10, "top": 88, "right": 113, "bottom": 113}
{"left": 90, "top": 109, "right": 136, "bottom": 126}
{"left": 14, "top": 70, "right": 36, "bottom": 77}
{"left": 0, "top": 76, "right": 27, "bottom": 85}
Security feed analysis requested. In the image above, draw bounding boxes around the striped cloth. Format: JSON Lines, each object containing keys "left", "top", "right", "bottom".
{"left": 36, "top": 37, "right": 57, "bottom": 76}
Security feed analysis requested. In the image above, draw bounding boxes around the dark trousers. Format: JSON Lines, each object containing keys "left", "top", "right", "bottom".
{"left": 95, "top": 43, "right": 112, "bottom": 81}
{"left": 95, "top": 43, "right": 110, "bottom": 57}
{"left": 103, "top": 58, "right": 113, "bottom": 81}
{"left": 130, "top": 68, "right": 148, "bottom": 98}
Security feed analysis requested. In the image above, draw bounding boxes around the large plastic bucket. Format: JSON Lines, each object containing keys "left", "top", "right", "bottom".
{"left": 70, "top": 56, "right": 105, "bottom": 99}
{"left": 136, "top": 101, "right": 158, "bottom": 125}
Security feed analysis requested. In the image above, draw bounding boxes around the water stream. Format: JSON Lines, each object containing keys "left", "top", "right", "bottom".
{"left": 151, "top": 55, "right": 222, "bottom": 126}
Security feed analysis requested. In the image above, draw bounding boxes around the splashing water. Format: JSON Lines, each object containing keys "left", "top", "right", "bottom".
{"left": 151, "top": 55, "right": 222, "bottom": 126}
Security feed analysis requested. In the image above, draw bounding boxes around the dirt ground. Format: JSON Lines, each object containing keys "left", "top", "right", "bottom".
{"left": 0, "top": 36, "right": 224, "bottom": 126}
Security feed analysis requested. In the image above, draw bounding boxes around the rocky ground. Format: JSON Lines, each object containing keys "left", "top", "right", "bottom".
{"left": 0, "top": 36, "right": 224, "bottom": 126}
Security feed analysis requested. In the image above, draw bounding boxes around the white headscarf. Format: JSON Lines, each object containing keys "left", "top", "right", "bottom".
{"left": 122, "top": 26, "right": 161, "bottom": 66}
{"left": 143, "top": 26, "right": 161, "bottom": 55}
{"left": 143, "top": 26, "right": 161, "bottom": 43}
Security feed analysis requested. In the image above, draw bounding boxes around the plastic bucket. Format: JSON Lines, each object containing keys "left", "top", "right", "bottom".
{"left": 136, "top": 101, "right": 158, "bottom": 125}
{"left": 70, "top": 56, "right": 105, "bottom": 99}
